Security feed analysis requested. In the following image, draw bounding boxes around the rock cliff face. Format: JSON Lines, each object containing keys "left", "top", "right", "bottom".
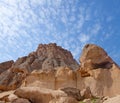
{"left": 0, "top": 43, "right": 79, "bottom": 91}
{"left": 77, "top": 44, "right": 120, "bottom": 97}
{"left": 0, "top": 43, "right": 120, "bottom": 103}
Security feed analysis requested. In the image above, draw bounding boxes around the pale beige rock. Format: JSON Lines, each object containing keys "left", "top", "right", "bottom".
{"left": 77, "top": 64, "right": 120, "bottom": 97}
{"left": 12, "top": 98, "right": 30, "bottom": 103}
{"left": 55, "top": 67, "right": 76, "bottom": 89}
{"left": 23, "top": 66, "right": 77, "bottom": 90}
{"left": 77, "top": 44, "right": 120, "bottom": 97}
{"left": 49, "top": 97, "right": 78, "bottom": 103}
{"left": 8, "top": 94, "right": 18, "bottom": 102}
{"left": 103, "top": 95, "right": 120, "bottom": 103}
{"left": 0, "top": 90, "right": 14, "bottom": 102}
{"left": 0, "top": 91, "right": 14, "bottom": 100}
{"left": 22, "top": 69, "right": 55, "bottom": 89}
{"left": 14, "top": 87, "right": 67, "bottom": 103}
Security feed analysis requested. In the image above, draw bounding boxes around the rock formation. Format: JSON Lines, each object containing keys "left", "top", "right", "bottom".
{"left": 0, "top": 43, "right": 79, "bottom": 91}
{"left": 0, "top": 43, "right": 119, "bottom": 103}
{"left": 0, "top": 60, "right": 14, "bottom": 74}
{"left": 77, "top": 44, "right": 120, "bottom": 97}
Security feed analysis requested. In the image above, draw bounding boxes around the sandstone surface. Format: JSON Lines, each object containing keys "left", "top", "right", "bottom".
{"left": 0, "top": 43, "right": 79, "bottom": 91}
{"left": 77, "top": 44, "right": 120, "bottom": 97}
{"left": 0, "top": 43, "right": 119, "bottom": 103}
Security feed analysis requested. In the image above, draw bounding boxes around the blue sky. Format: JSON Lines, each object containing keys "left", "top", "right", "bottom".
{"left": 0, "top": 0, "right": 120, "bottom": 65}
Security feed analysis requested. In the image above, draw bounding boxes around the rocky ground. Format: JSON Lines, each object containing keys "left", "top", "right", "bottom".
{"left": 0, "top": 43, "right": 119, "bottom": 103}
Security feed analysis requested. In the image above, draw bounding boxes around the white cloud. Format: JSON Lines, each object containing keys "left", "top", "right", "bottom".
{"left": 78, "top": 34, "right": 90, "bottom": 43}
{"left": 0, "top": 0, "right": 116, "bottom": 63}
{"left": 91, "top": 23, "right": 101, "bottom": 35}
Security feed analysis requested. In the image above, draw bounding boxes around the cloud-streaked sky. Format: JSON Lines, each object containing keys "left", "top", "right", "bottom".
{"left": 0, "top": 0, "right": 120, "bottom": 64}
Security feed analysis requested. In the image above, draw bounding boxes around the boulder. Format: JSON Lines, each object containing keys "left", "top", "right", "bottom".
{"left": 0, "top": 90, "right": 14, "bottom": 102}
{"left": 60, "top": 87, "right": 82, "bottom": 101}
{"left": 8, "top": 94, "right": 18, "bottom": 102}
{"left": 80, "top": 44, "right": 113, "bottom": 71}
{"left": 12, "top": 98, "right": 30, "bottom": 103}
{"left": 80, "top": 87, "right": 93, "bottom": 99}
{"left": 14, "top": 87, "right": 67, "bottom": 103}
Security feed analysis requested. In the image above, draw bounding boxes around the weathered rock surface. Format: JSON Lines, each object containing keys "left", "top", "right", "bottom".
{"left": 49, "top": 97, "right": 79, "bottom": 103}
{"left": 60, "top": 87, "right": 82, "bottom": 101}
{"left": 77, "top": 44, "right": 120, "bottom": 97}
{"left": 0, "top": 60, "right": 14, "bottom": 74}
{"left": 14, "top": 87, "right": 67, "bottom": 103}
{"left": 80, "top": 44, "right": 113, "bottom": 70}
{"left": 12, "top": 98, "right": 30, "bottom": 103}
{"left": 103, "top": 95, "right": 120, "bottom": 103}
{"left": 23, "top": 66, "right": 77, "bottom": 90}
{"left": 0, "top": 43, "right": 120, "bottom": 103}
{"left": 0, "top": 43, "right": 79, "bottom": 91}
{"left": 0, "top": 90, "right": 14, "bottom": 102}
{"left": 0, "top": 68, "right": 26, "bottom": 91}
{"left": 22, "top": 69, "right": 55, "bottom": 89}
{"left": 55, "top": 67, "right": 76, "bottom": 89}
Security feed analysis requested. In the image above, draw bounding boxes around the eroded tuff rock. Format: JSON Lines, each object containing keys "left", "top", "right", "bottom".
{"left": 22, "top": 67, "right": 77, "bottom": 90}
{"left": 60, "top": 87, "right": 82, "bottom": 101}
{"left": 77, "top": 44, "right": 120, "bottom": 97}
{"left": 14, "top": 87, "right": 67, "bottom": 103}
{"left": 0, "top": 43, "right": 79, "bottom": 91}
{"left": 0, "top": 60, "right": 14, "bottom": 74}
{"left": 80, "top": 44, "right": 114, "bottom": 70}
{"left": 0, "top": 43, "right": 120, "bottom": 103}
{"left": 14, "top": 43, "right": 79, "bottom": 72}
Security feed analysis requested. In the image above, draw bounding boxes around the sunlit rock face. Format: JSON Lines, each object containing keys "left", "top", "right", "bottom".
{"left": 0, "top": 43, "right": 79, "bottom": 91}
{"left": 77, "top": 44, "right": 120, "bottom": 97}
{"left": 12, "top": 43, "right": 79, "bottom": 73}
{"left": 80, "top": 44, "right": 114, "bottom": 70}
{"left": 0, "top": 43, "right": 120, "bottom": 103}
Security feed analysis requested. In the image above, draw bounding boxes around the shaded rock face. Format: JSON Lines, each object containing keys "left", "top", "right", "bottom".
{"left": 0, "top": 60, "right": 14, "bottom": 74}
{"left": 60, "top": 87, "right": 82, "bottom": 101}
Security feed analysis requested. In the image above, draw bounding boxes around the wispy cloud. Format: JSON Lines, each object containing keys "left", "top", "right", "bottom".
{"left": 0, "top": 0, "right": 118, "bottom": 64}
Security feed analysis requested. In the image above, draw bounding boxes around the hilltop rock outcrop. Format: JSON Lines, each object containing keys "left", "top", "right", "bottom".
{"left": 80, "top": 44, "right": 113, "bottom": 70}
{"left": 0, "top": 60, "right": 14, "bottom": 74}
{"left": 77, "top": 44, "right": 120, "bottom": 97}
{"left": 0, "top": 43, "right": 79, "bottom": 91}
{"left": 0, "top": 43, "right": 120, "bottom": 103}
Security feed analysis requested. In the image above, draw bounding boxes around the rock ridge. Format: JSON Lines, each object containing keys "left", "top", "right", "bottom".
{"left": 0, "top": 43, "right": 119, "bottom": 103}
